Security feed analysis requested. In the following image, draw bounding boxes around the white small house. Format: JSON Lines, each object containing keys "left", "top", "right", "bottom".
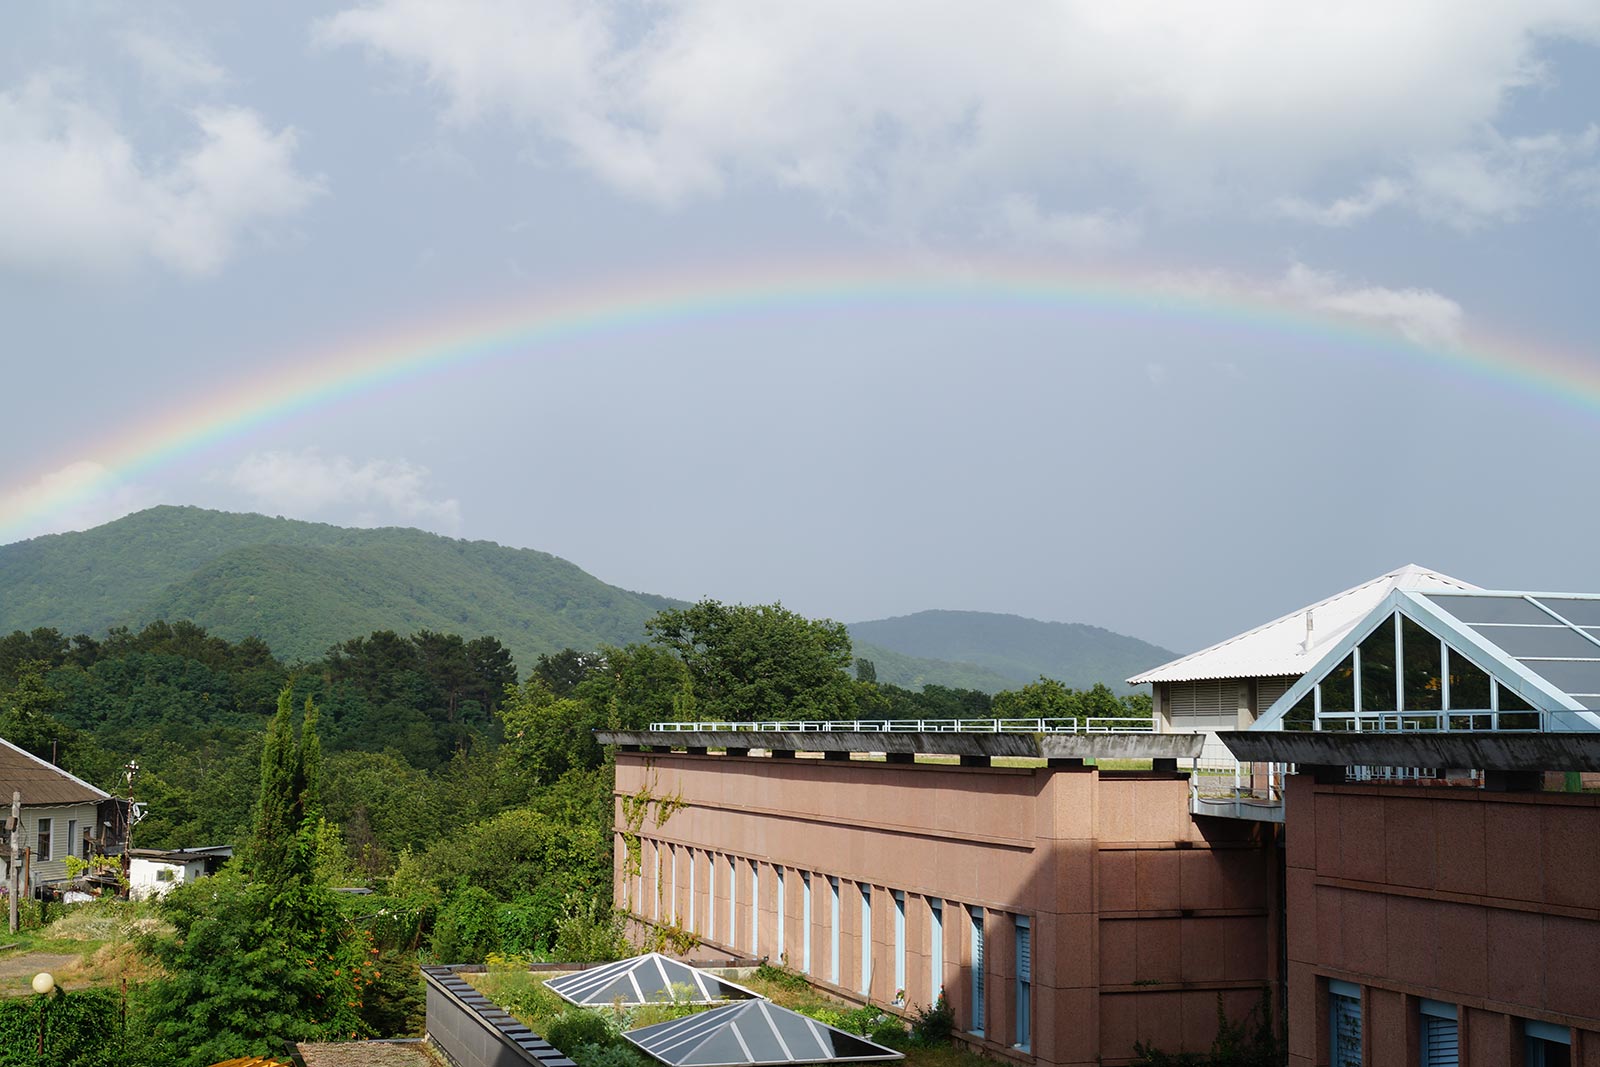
{"left": 128, "top": 845, "right": 234, "bottom": 900}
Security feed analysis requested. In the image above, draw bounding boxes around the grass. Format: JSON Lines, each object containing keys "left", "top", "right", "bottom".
{"left": 0, "top": 898, "right": 169, "bottom": 995}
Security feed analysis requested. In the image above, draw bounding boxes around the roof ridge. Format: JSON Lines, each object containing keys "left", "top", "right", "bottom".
{"left": 0, "top": 734, "right": 111, "bottom": 801}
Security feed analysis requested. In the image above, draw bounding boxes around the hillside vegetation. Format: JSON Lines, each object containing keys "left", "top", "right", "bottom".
{"left": 1, "top": 507, "right": 1172, "bottom": 693}
{"left": 849, "top": 609, "right": 1173, "bottom": 693}
{"left": 0, "top": 506, "right": 676, "bottom": 669}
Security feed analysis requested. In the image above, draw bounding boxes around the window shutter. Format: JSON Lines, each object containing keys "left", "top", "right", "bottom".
{"left": 1016, "top": 924, "right": 1031, "bottom": 982}
{"left": 1331, "top": 992, "right": 1362, "bottom": 1067}
{"left": 1423, "top": 1017, "right": 1458, "bottom": 1067}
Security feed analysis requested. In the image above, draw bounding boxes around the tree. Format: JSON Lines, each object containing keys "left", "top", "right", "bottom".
{"left": 646, "top": 600, "right": 856, "bottom": 720}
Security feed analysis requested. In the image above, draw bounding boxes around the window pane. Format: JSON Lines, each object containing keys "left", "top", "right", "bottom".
{"left": 1521, "top": 659, "right": 1600, "bottom": 696}
{"left": 1321, "top": 654, "right": 1355, "bottom": 714}
{"left": 1359, "top": 617, "right": 1398, "bottom": 712}
{"left": 1533, "top": 598, "right": 1600, "bottom": 626}
{"left": 1498, "top": 684, "right": 1535, "bottom": 712}
{"left": 1402, "top": 616, "right": 1444, "bottom": 712}
{"left": 1428, "top": 595, "right": 1554, "bottom": 625}
{"left": 1285, "top": 690, "right": 1314, "bottom": 731}
{"left": 1478, "top": 626, "right": 1600, "bottom": 659}
{"left": 1446, "top": 647, "right": 1491, "bottom": 710}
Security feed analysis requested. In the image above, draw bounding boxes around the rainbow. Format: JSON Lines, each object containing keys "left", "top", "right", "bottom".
{"left": 3, "top": 258, "right": 1597, "bottom": 543}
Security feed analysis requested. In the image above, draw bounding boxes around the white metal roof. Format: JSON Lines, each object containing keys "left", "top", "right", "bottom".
{"left": 1128, "top": 564, "right": 1477, "bottom": 685}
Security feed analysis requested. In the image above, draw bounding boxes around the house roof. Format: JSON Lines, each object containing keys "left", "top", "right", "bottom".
{"left": 130, "top": 845, "right": 234, "bottom": 864}
{"left": 1128, "top": 565, "right": 1476, "bottom": 685}
{"left": 0, "top": 735, "right": 110, "bottom": 806}
{"left": 624, "top": 1001, "right": 904, "bottom": 1067}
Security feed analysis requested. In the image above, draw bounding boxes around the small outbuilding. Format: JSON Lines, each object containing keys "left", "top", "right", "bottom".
{"left": 128, "top": 845, "right": 233, "bottom": 899}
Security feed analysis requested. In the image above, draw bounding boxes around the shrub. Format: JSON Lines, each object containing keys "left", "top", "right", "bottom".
{"left": 0, "top": 988, "right": 123, "bottom": 1067}
{"left": 430, "top": 885, "right": 500, "bottom": 963}
{"left": 552, "top": 893, "right": 630, "bottom": 963}
{"left": 909, "top": 989, "right": 955, "bottom": 1046}
{"left": 570, "top": 1042, "right": 656, "bottom": 1067}
{"left": 545, "top": 1009, "right": 619, "bottom": 1053}
{"left": 752, "top": 962, "right": 809, "bottom": 993}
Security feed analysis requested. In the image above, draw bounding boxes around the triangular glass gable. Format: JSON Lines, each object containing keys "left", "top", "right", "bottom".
{"left": 545, "top": 954, "right": 760, "bottom": 1007}
{"left": 625, "top": 1001, "right": 904, "bottom": 1067}
{"left": 1264, "top": 607, "right": 1558, "bottom": 733}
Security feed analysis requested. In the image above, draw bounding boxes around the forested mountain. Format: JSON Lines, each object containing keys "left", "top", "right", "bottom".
{"left": 849, "top": 609, "right": 1174, "bottom": 693}
{"left": 0, "top": 506, "right": 678, "bottom": 669}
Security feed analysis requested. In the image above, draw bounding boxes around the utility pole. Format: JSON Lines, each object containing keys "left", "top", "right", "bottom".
{"left": 8, "top": 791, "right": 19, "bottom": 933}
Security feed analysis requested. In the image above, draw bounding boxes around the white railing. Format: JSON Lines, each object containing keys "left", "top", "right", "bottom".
{"left": 645, "top": 717, "right": 1157, "bottom": 734}
{"left": 1312, "top": 710, "right": 1546, "bottom": 732}
{"left": 1188, "top": 757, "right": 1290, "bottom": 822}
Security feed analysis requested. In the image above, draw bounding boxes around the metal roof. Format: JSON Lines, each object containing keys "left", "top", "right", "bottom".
{"left": 0, "top": 735, "right": 111, "bottom": 805}
{"left": 1128, "top": 565, "right": 1476, "bottom": 685}
{"left": 625, "top": 1001, "right": 904, "bottom": 1067}
{"left": 545, "top": 954, "right": 760, "bottom": 1007}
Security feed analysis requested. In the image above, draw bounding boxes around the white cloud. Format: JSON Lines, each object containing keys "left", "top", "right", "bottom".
{"left": 0, "top": 76, "right": 322, "bottom": 276}
{"left": 992, "top": 194, "right": 1140, "bottom": 250}
{"left": 1276, "top": 178, "right": 1405, "bottom": 227}
{"left": 225, "top": 450, "right": 463, "bottom": 532}
{"left": 318, "top": 0, "right": 1600, "bottom": 225}
{"left": 0, "top": 461, "right": 157, "bottom": 543}
{"left": 122, "top": 29, "right": 227, "bottom": 91}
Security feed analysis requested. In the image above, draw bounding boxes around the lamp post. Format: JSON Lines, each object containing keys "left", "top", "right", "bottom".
{"left": 32, "top": 971, "right": 54, "bottom": 1060}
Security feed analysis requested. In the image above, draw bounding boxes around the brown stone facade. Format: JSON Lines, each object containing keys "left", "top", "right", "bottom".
{"left": 1284, "top": 774, "right": 1600, "bottom": 1067}
{"left": 613, "top": 752, "right": 1277, "bottom": 1067}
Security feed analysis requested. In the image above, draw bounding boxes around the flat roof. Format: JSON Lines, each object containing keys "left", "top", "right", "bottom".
{"left": 597, "top": 729, "right": 1205, "bottom": 760}
{"left": 1219, "top": 730, "right": 1600, "bottom": 771}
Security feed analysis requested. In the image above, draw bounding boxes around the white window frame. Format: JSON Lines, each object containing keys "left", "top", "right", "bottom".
{"left": 860, "top": 885, "right": 873, "bottom": 995}
{"left": 751, "top": 861, "right": 760, "bottom": 955}
{"left": 802, "top": 872, "right": 813, "bottom": 974}
{"left": 893, "top": 891, "right": 906, "bottom": 1002}
{"left": 1014, "top": 916, "right": 1031, "bottom": 1051}
{"left": 36, "top": 817, "right": 52, "bottom": 863}
{"left": 929, "top": 899, "right": 943, "bottom": 1004}
{"left": 707, "top": 852, "right": 715, "bottom": 942}
{"left": 688, "top": 848, "right": 697, "bottom": 932}
{"left": 776, "top": 867, "right": 786, "bottom": 959}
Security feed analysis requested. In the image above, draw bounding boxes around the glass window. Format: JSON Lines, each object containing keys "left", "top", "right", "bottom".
{"left": 1420, "top": 1000, "right": 1457, "bottom": 1067}
{"left": 1480, "top": 626, "right": 1600, "bottom": 659}
{"left": 36, "top": 818, "right": 52, "bottom": 863}
{"left": 1445, "top": 647, "right": 1491, "bottom": 710}
{"left": 1359, "top": 617, "right": 1398, "bottom": 712}
{"left": 156, "top": 867, "right": 175, "bottom": 883}
{"left": 688, "top": 849, "right": 697, "bottom": 932}
{"left": 802, "top": 873, "right": 812, "bottom": 974}
{"left": 776, "top": 868, "right": 785, "bottom": 958}
{"left": 1525, "top": 1020, "right": 1571, "bottom": 1067}
{"left": 752, "top": 863, "right": 760, "bottom": 954}
{"left": 1330, "top": 980, "right": 1362, "bottom": 1067}
{"left": 829, "top": 877, "right": 841, "bottom": 985}
{"left": 860, "top": 886, "right": 872, "bottom": 996}
{"left": 1428, "top": 595, "right": 1554, "bottom": 626}
{"left": 1402, "top": 616, "right": 1444, "bottom": 712}
{"left": 1536, "top": 598, "right": 1600, "bottom": 626}
{"left": 66, "top": 819, "right": 77, "bottom": 860}
{"left": 1521, "top": 659, "right": 1600, "bottom": 696}
{"left": 929, "top": 900, "right": 943, "bottom": 1004}
{"left": 970, "top": 907, "right": 985, "bottom": 1035}
{"left": 1321, "top": 654, "right": 1356, "bottom": 715}
{"left": 893, "top": 891, "right": 906, "bottom": 1003}
{"left": 1285, "top": 689, "right": 1314, "bottom": 730}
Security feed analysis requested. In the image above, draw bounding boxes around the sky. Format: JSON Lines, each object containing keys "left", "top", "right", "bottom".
{"left": 2, "top": 2, "right": 1599, "bottom": 654}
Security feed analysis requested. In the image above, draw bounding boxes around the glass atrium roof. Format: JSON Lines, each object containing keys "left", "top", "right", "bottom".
{"left": 546, "top": 954, "right": 760, "bottom": 1007}
{"left": 1253, "top": 589, "right": 1600, "bottom": 733}
{"left": 625, "top": 1001, "right": 904, "bottom": 1067}
{"left": 1420, "top": 592, "right": 1600, "bottom": 711}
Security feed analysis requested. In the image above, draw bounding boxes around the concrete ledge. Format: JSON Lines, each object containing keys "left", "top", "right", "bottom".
{"left": 1217, "top": 731, "right": 1600, "bottom": 772}
{"left": 597, "top": 730, "right": 1206, "bottom": 760}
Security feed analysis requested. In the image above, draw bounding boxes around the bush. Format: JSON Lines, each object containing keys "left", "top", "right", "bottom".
{"left": 909, "top": 989, "right": 955, "bottom": 1046}
{"left": 752, "top": 962, "right": 809, "bottom": 993}
{"left": 431, "top": 885, "right": 500, "bottom": 963}
{"left": 570, "top": 1042, "right": 656, "bottom": 1067}
{"left": 552, "top": 893, "right": 630, "bottom": 963}
{"left": 545, "top": 1009, "right": 620, "bottom": 1053}
{"left": 0, "top": 988, "right": 123, "bottom": 1067}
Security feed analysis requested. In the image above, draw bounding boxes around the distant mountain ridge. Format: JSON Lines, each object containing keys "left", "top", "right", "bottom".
{"left": 848, "top": 609, "right": 1173, "bottom": 693}
{"left": 0, "top": 507, "right": 1172, "bottom": 693}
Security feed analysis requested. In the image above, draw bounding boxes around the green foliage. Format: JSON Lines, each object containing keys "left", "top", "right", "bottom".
{"left": 552, "top": 893, "right": 631, "bottom": 963}
{"left": 0, "top": 987, "right": 125, "bottom": 1067}
{"left": 909, "top": 989, "right": 955, "bottom": 1046}
{"left": 647, "top": 599, "right": 856, "bottom": 720}
{"left": 568, "top": 1042, "right": 657, "bottom": 1067}
{"left": 544, "top": 1009, "right": 619, "bottom": 1052}
{"left": 430, "top": 885, "right": 502, "bottom": 963}
{"left": 0, "top": 504, "right": 673, "bottom": 673}
{"left": 1133, "top": 993, "right": 1282, "bottom": 1067}
{"left": 752, "top": 962, "right": 811, "bottom": 992}
{"left": 991, "top": 677, "right": 1151, "bottom": 722}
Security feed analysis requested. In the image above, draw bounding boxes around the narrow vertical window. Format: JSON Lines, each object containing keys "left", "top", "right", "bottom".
{"left": 829, "top": 877, "right": 841, "bottom": 984}
{"left": 751, "top": 862, "right": 760, "bottom": 955}
{"left": 652, "top": 842, "right": 661, "bottom": 920}
{"left": 802, "top": 872, "right": 813, "bottom": 974}
{"left": 776, "top": 867, "right": 786, "bottom": 959}
{"left": 1014, "top": 916, "right": 1031, "bottom": 1051}
{"left": 688, "top": 848, "right": 697, "bottom": 932}
{"left": 1420, "top": 1000, "right": 1458, "bottom": 1067}
{"left": 37, "top": 818, "right": 53, "bottom": 862}
{"left": 707, "top": 852, "right": 716, "bottom": 942}
{"left": 860, "top": 885, "right": 873, "bottom": 995}
{"left": 728, "top": 857, "right": 737, "bottom": 949}
{"left": 66, "top": 819, "right": 77, "bottom": 860}
{"left": 1330, "top": 979, "right": 1362, "bottom": 1067}
{"left": 669, "top": 845, "right": 678, "bottom": 924}
{"left": 893, "top": 891, "right": 906, "bottom": 1002}
{"left": 970, "top": 907, "right": 985, "bottom": 1035}
{"left": 929, "top": 900, "right": 943, "bottom": 1005}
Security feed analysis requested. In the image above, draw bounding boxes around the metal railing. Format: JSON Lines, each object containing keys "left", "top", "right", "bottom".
{"left": 645, "top": 717, "right": 1157, "bottom": 734}
{"left": 1312, "top": 710, "right": 1546, "bottom": 732}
